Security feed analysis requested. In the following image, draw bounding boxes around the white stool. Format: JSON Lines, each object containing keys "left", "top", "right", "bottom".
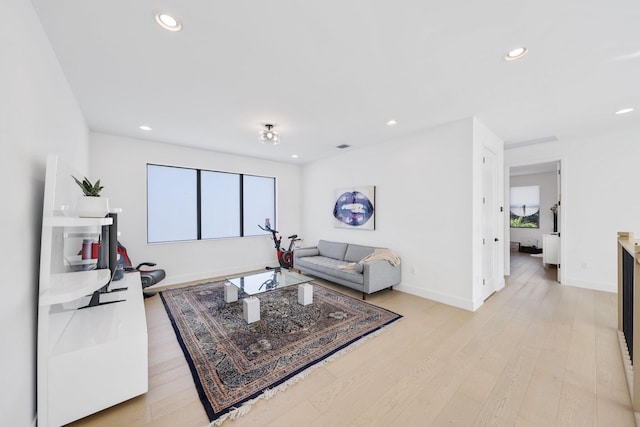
{"left": 224, "top": 283, "right": 238, "bottom": 303}
{"left": 298, "top": 283, "right": 313, "bottom": 306}
{"left": 243, "top": 297, "right": 260, "bottom": 323}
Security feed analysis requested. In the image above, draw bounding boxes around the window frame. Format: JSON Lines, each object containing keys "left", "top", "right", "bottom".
{"left": 146, "top": 163, "right": 276, "bottom": 243}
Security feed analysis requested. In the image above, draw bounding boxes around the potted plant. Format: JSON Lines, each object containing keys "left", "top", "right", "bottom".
{"left": 72, "top": 175, "right": 110, "bottom": 217}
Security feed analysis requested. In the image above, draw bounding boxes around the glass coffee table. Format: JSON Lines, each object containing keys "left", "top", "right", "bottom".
{"left": 225, "top": 269, "right": 314, "bottom": 323}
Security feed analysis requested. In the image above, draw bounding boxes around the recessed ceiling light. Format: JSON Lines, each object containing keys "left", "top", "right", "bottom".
{"left": 291, "top": 154, "right": 299, "bottom": 159}
{"left": 386, "top": 119, "right": 398, "bottom": 126}
{"left": 139, "top": 125, "right": 152, "bottom": 131}
{"left": 505, "top": 47, "right": 528, "bottom": 61}
{"left": 155, "top": 13, "right": 182, "bottom": 32}
{"left": 615, "top": 107, "right": 635, "bottom": 115}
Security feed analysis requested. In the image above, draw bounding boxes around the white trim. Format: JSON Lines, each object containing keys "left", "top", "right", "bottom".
{"left": 395, "top": 283, "right": 476, "bottom": 311}
{"left": 562, "top": 277, "right": 616, "bottom": 293}
{"left": 472, "top": 277, "right": 505, "bottom": 310}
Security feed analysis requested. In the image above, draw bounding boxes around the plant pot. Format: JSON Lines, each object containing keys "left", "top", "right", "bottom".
{"left": 76, "top": 196, "right": 110, "bottom": 218}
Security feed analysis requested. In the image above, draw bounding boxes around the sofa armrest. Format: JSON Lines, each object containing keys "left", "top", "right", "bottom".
{"left": 294, "top": 247, "right": 319, "bottom": 259}
{"left": 362, "top": 260, "right": 401, "bottom": 293}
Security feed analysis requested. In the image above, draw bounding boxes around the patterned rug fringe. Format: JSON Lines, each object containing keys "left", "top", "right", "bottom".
{"left": 207, "top": 322, "right": 395, "bottom": 426}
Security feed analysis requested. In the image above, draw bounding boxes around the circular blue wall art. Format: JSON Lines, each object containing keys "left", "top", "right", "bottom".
{"left": 333, "top": 191, "right": 374, "bottom": 227}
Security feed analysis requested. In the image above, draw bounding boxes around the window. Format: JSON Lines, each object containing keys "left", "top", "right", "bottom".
{"left": 147, "top": 164, "right": 275, "bottom": 243}
{"left": 147, "top": 165, "right": 197, "bottom": 243}
{"left": 510, "top": 185, "right": 540, "bottom": 228}
{"left": 201, "top": 171, "right": 240, "bottom": 239}
{"left": 243, "top": 175, "right": 275, "bottom": 237}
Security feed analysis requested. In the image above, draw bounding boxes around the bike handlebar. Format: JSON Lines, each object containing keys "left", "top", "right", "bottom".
{"left": 258, "top": 224, "right": 279, "bottom": 234}
{"left": 259, "top": 225, "right": 300, "bottom": 244}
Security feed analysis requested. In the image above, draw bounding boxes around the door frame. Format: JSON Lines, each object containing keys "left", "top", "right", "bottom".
{"left": 504, "top": 156, "right": 565, "bottom": 284}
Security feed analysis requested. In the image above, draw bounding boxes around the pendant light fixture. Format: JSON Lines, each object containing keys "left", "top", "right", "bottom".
{"left": 260, "top": 124, "right": 280, "bottom": 145}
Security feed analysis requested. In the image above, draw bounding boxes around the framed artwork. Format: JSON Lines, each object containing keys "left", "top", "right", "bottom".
{"left": 510, "top": 185, "right": 540, "bottom": 228}
{"left": 333, "top": 186, "right": 375, "bottom": 230}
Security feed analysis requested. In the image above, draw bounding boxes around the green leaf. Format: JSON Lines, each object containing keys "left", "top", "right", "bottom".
{"left": 72, "top": 175, "right": 104, "bottom": 196}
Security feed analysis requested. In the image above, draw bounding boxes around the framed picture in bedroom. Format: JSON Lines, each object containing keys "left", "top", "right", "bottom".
{"left": 332, "top": 186, "right": 375, "bottom": 230}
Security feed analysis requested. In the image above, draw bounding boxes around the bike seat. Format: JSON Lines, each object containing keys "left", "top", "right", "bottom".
{"left": 288, "top": 234, "right": 298, "bottom": 239}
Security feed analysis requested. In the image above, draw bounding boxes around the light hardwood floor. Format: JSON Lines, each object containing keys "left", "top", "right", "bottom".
{"left": 69, "top": 253, "right": 634, "bottom": 426}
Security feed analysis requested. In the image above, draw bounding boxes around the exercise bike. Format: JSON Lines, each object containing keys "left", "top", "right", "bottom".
{"left": 258, "top": 223, "right": 301, "bottom": 269}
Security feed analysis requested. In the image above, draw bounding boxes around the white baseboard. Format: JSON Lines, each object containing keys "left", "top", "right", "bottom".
{"left": 562, "top": 277, "right": 616, "bottom": 293}
{"left": 395, "top": 283, "right": 475, "bottom": 311}
{"left": 397, "top": 277, "right": 506, "bottom": 312}
{"left": 471, "top": 295, "right": 485, "bottom": 311}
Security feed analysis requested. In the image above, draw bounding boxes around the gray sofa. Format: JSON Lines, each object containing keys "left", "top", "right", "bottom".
{"left": 293, "top": 240, "right": 401, "bottom": 299}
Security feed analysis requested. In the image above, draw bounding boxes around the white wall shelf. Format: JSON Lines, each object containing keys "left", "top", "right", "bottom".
{"left": 39, "top": 269, "right": 111, "bottom": 306}
{"left": 44, "top": 216, "right": 112, "bottom": 227}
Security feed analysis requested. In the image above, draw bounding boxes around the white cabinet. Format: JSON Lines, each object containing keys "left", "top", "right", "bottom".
{"left": 543, "top": 233, "right": 560, "bottom": 266}
{"left": 38, "top": 155, "right": 148, "bottom": 427}
{"left": 46, "top": 273, "right": 148, "bottom": 426}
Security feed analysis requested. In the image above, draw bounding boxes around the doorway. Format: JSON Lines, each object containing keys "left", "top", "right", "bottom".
{"left": 506, "top": 159, "right": 563, "bottom": 283}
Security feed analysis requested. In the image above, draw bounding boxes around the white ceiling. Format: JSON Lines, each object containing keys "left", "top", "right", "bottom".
{"left": 31, "top": 0, "right": 640, "bottom": 164}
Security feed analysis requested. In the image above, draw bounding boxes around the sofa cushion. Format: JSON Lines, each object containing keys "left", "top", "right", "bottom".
{"left": 296, "top": 255, "right": 344, "bottom": 271}
{"left": 317, "top": 240, "right": 348, "bottom": 260}
{"left": 295, "top": 256, "right": 364, "bottom": 285}
{"left": 344, "top": 244, "right": 376, "bottom": 262}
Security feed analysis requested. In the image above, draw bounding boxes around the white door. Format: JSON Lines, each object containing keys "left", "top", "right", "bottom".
{"left": 482, "top": 149, "right": 499, "bottom": 300}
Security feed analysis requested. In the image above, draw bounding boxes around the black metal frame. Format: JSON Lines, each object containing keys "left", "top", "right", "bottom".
{"left": 623, "top": 248, "right": 634, "bottom": 363}
{"left": 146, "top": 163, "right": 275, "bottom": 243}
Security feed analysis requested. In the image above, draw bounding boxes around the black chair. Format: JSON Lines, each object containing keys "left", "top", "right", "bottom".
{"left": 117, "top": 242, "right": 165, "bottom": 297}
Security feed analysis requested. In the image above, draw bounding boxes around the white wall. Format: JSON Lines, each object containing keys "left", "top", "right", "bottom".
{"left": 90, "top": 133, "right": 302, "bottom": 286}
{"left": 301, "top": 118, "right": 481, "bottom": 310}
{"left": 0, "top": 1, "right": 89, "bottom": 425}
{"left": 506, "top": 129, "right": 640, "bottom": 292}
{"left": 509, "top": 171, "right": 558, "bottom": 248}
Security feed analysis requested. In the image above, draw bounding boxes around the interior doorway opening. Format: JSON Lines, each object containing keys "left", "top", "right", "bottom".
{"left": 506, "top": 159, "right": 562, "bottom": 284}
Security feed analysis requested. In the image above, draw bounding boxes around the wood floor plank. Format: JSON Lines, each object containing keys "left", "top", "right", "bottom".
{"left": 556, "top": 381, "right": 598, "bottom": 426}
{"left": 472, "top": 344, "right": 540, "bottom": 427}
{"left": 518, "top": 368, "right": 563, "bottom": 426}
{"left": 430, "top": 389, "right": 483, "bottom": 426}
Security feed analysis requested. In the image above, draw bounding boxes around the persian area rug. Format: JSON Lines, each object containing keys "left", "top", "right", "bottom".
{"left": 160, "top": 280, "right": 402, "bottom": 425}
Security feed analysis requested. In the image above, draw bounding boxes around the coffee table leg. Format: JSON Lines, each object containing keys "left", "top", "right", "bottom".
{"left": 224, "top": 283, "right": 238, "bottom": 303}
{"left": 298, "top": 283, "right": 313, "bottom": 306}
{"left": 243, "top": 297, "right": 260, "bottom": 323}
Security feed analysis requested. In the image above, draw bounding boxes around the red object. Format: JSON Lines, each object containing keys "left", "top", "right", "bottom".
{"left": 91, "top": 242, "right": 99, "bottom": 259}
{"left": 117, "top": 242, "right": 133, "bottom": 267}
{"left": 81, "top": 239, "right": 92, "bottom": 260}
